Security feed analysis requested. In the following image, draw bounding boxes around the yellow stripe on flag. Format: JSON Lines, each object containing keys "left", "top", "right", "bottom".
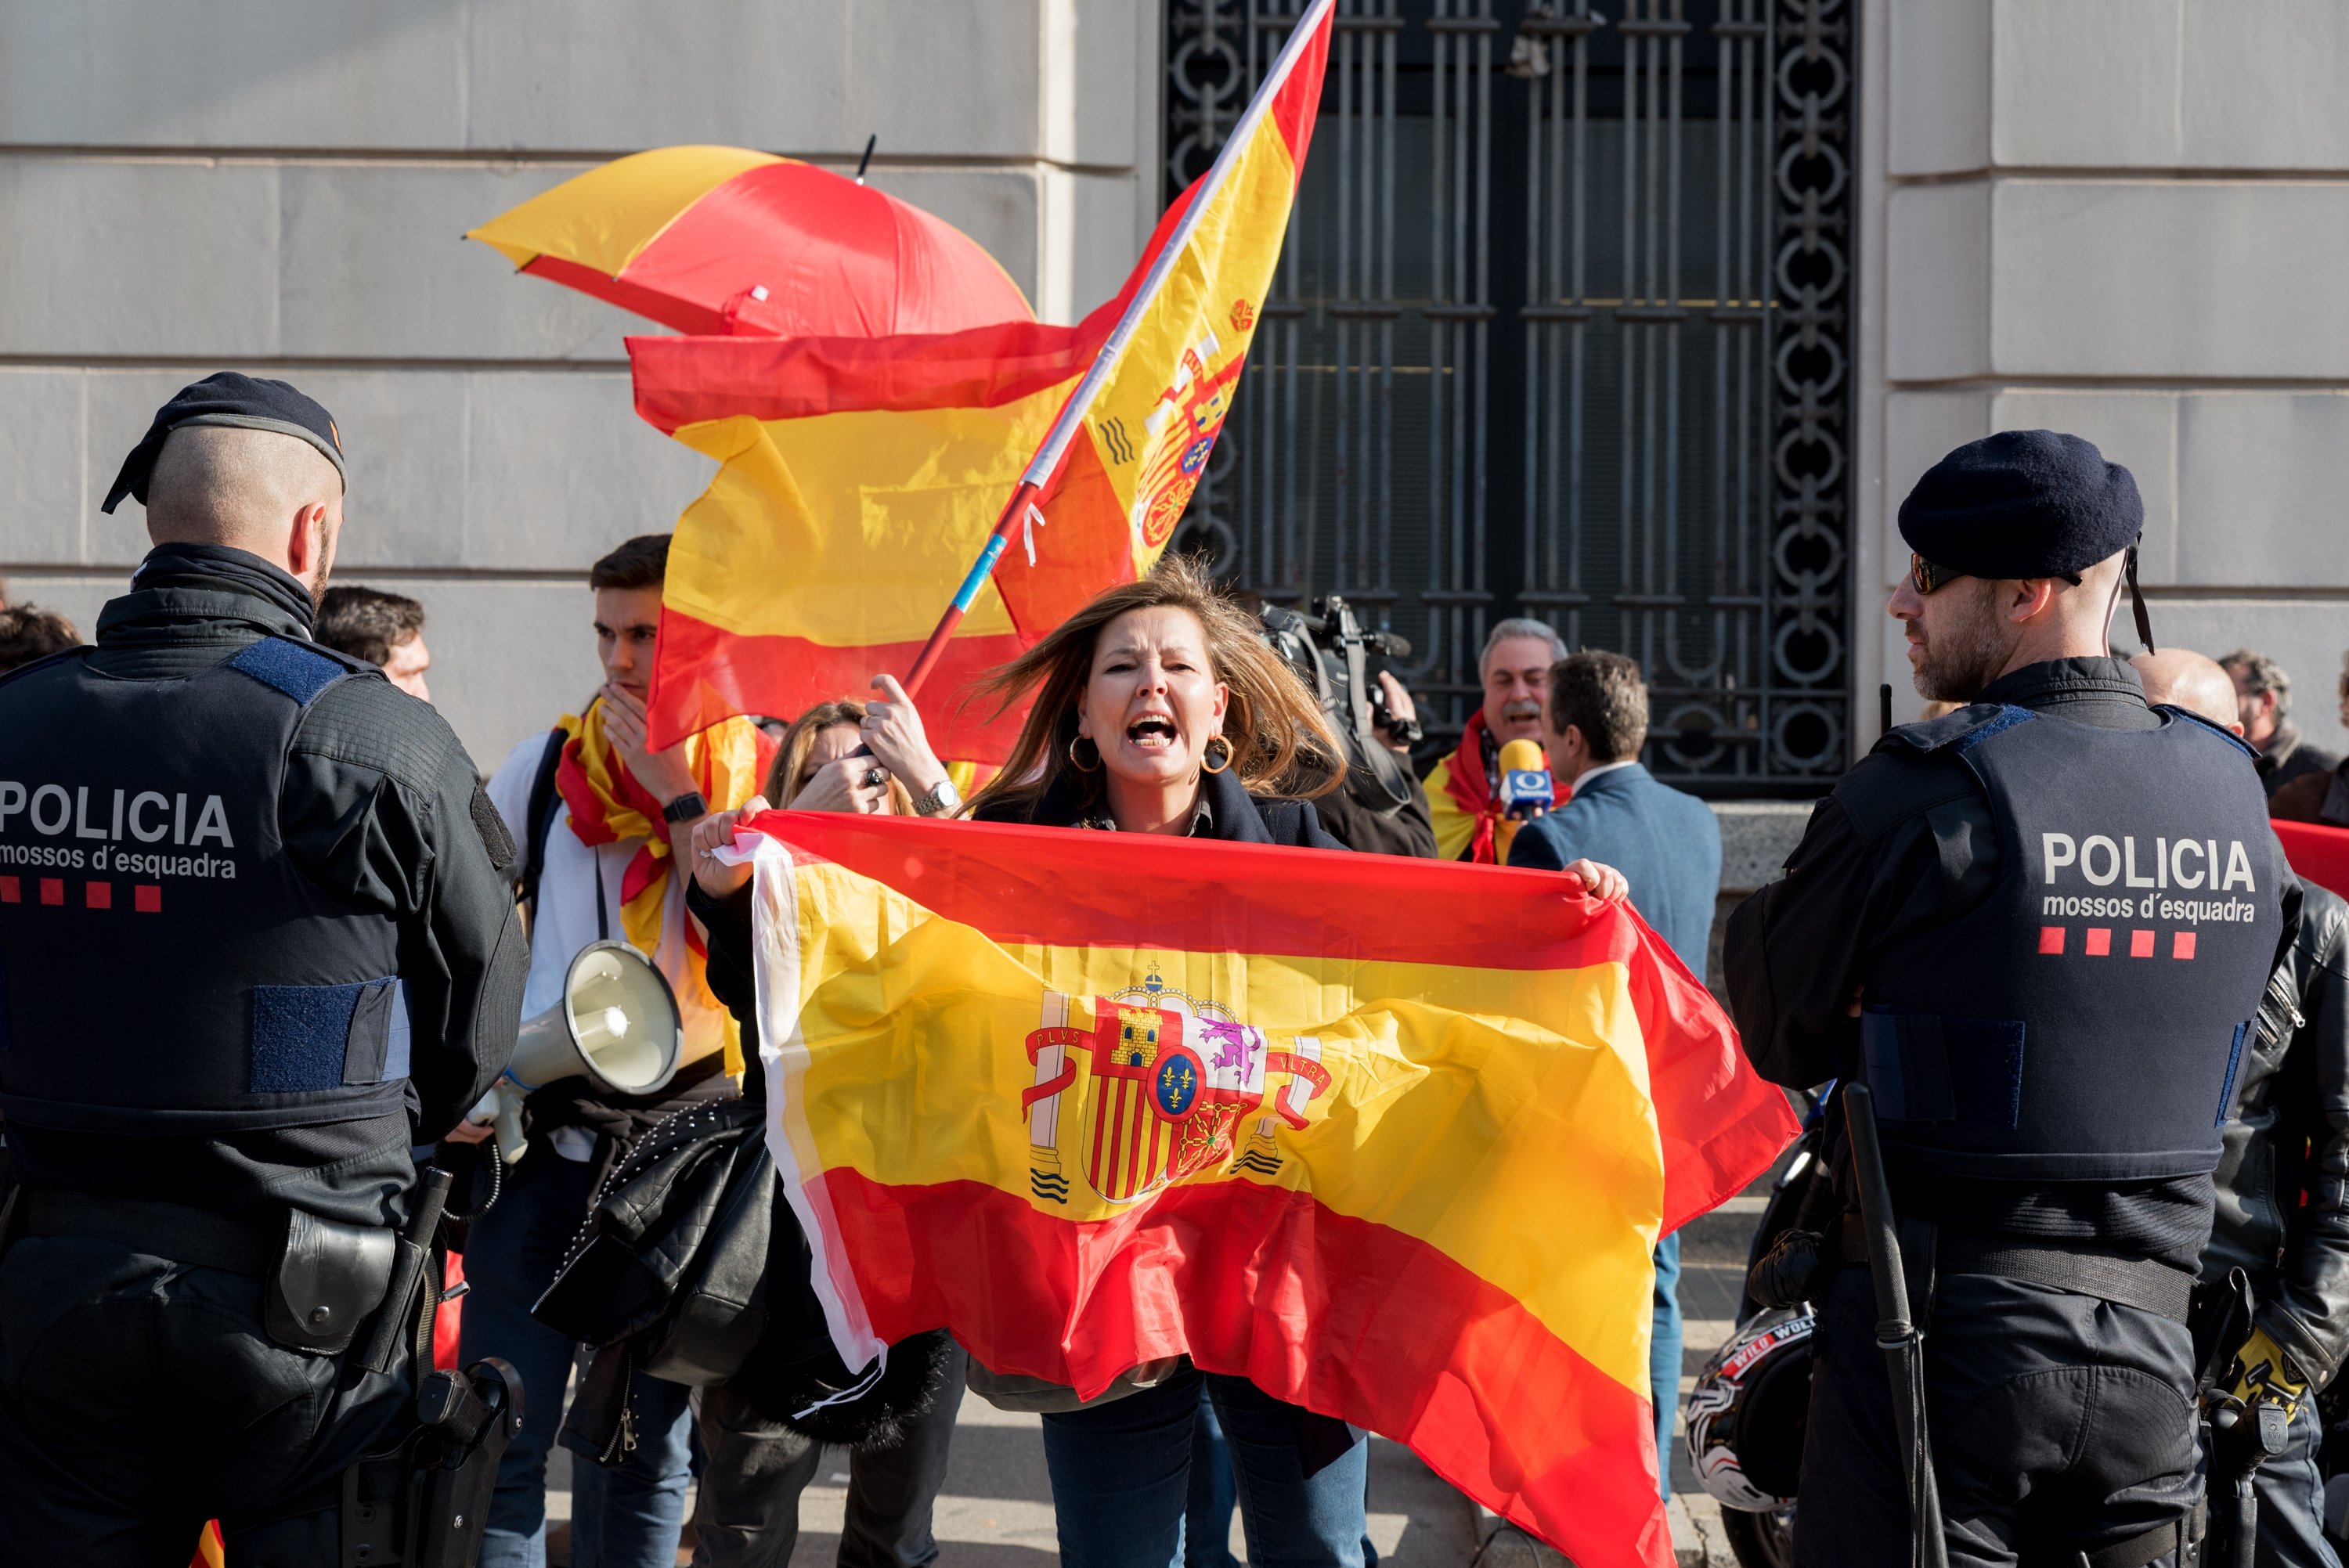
{"left": 662, "top": 391, "right": 1080, "bottom": 649}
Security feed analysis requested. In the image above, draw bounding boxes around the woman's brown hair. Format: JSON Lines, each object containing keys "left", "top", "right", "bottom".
{"left": 969, "top": 554, "right": 1342, "bottom": 820}
{"left": 765, "top": 701, "right": 913, "bottom": 815}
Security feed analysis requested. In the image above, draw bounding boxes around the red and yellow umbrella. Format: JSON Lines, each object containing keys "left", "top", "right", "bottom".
{"left": 467, "top": 145, "right": 1032, "bottom": 338}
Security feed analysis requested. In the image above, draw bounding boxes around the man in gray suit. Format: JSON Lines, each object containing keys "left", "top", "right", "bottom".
{"left": 1509, "top": 650, "right": 1723, "bottom": 1499}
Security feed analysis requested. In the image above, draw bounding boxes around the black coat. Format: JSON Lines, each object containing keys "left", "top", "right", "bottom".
{"left": 2206, "top": 878, "right": 2349, "bottom": 1386}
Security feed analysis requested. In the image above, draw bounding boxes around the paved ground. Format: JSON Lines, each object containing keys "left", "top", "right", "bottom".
{"left": 543, "top": 1192, "right": 1770, "bottom": 1568}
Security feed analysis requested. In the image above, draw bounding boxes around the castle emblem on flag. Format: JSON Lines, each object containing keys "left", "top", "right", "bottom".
{"left": 1132, "top": 333, "right": 1243, "bottom": 550}
{"left": 1020, "top": 968, "right": 1330, "bottom": 1206}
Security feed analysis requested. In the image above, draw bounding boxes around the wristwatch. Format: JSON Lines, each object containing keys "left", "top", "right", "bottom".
{"left": 661, "top": 790, "right": 709, "bottom": 824}
{"left": 911, "top": 777, "right": 964, "bottom": 818}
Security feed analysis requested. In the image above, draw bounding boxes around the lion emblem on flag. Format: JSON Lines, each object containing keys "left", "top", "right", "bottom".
{"left": 1019, "top": 971, "right": 1331, "bottom": 1206}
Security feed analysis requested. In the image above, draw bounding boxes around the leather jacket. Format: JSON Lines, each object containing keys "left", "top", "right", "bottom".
{"left": 2204, "top": 877, "right": 2349, "bottom": 1389}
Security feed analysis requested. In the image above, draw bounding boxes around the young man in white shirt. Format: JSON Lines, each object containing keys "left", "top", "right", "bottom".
{"left": 454, "top": 533, "right": 770, "bottom": 1568}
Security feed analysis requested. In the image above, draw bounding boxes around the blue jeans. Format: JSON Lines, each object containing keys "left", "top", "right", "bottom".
{"left": 1185, "top": 1385, "right": 1241, "bottom": 1568}
{"left": 1652, "top": 1232, "right": 1683, "bottom": 1501}
{"left": 1041, "top": 1370, "right": 1369, "bottom": 1568}
{"left": 460, "top": 1145, "right": 695, "bottom": 1568}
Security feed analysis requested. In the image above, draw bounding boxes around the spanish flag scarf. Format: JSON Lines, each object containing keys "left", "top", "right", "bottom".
{"left": 1423, "top": 708, "right": 1571, "bottom": 863}
{"left": 554, "top": 699, "right": 773, "bottom": 1075}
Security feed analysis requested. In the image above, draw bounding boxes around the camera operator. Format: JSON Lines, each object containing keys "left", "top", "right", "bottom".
{"left": 1254, "top": 597, "right": 1435, "bottom": 856}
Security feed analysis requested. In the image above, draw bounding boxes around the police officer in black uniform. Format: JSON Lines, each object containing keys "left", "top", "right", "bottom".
{"left": 0, "top": 374, "right": 529, "bottom": 1564}
{"left": 1725, "top": 430, "right": 2294, "bottom": 1564}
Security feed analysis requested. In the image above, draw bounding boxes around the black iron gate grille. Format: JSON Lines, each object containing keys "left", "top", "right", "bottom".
{"left": 1165, "top": 0, "right": 1853, "bottom": 791}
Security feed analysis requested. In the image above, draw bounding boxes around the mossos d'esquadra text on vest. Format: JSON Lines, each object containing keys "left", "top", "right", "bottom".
{"left": 0, "top": 780, "right": 239, "bottom": 878}
{"left": 2039, "top": 830, "right": 2257, "bottom": 925}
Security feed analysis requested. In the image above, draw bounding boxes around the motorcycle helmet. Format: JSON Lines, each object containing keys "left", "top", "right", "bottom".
{"left": 1685, "top": 1304, "right": 1816, "bottom": 1512}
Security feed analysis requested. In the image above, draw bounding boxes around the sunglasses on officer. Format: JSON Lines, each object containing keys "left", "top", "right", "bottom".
{"left": 1908, "top": 553, "right": 2084, "bottom": 596}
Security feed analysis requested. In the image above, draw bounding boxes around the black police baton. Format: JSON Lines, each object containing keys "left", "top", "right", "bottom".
{"left": 1845, "top": 1083, "right": 1950, "bottom": 1568}
{"left": 359, "top": 1165, "right": 454, "bottom": 1379}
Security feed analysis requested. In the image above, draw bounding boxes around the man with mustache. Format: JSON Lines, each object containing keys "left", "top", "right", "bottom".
{"left": 1725, "top": 431, "right": 2294, "bottom": 1563}
{"left": 1421, "top": 617, "right": 1571, "bottom": 862}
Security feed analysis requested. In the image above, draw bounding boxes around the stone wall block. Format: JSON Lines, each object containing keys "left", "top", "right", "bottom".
{"left": 2176, "top": 393, "right": 2349, "bottom": 588}
{"left": 280, "top": 164, "right": 642, "bottom": 362}
{"left": 2178, "top": 0, "right": 2349, "bottom": 171}
{"left": 290, "top": 369, "right": 471, "bottom": 571}
{"left": 0, "top": 369, "right": 86, "bottom": 567}
{"left": 460, "top": 372, "right": 716, "bottom": 572}
{"left": 844, "top": 2, "right": 1045, "bottom": 160}
{"left": 0, "top": 160, "right": 278, "bottom": 358}
{"left": 1887, "top": 0, "right": 1990, "bottom": 176}
{"left": 1990, "top": 0, "right": 2179, "bottom": 169}
{"left": 1885, "top": 181, "right": 1991, "bottom": 382}
{"left": 1993, "top": 181, "right": 2349, "bottom": 380}
{"left": 0, "top": 2, "right": 466, "bottom": 150}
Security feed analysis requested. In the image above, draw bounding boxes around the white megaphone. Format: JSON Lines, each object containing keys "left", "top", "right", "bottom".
{"left": 468, "top": 939, "right": 684, "bottom": 1165}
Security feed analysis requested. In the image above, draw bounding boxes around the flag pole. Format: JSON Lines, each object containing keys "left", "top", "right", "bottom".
{"left": 896, "top": 0, "right": 1335, "bottom": 700}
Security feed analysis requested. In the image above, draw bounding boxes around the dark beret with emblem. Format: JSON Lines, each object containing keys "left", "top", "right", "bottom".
{"left": 1898, "top": 429, "right": 2142, "bottom": 581}
{"left": 102, "top": 371, "right": 347, "bottom": 514}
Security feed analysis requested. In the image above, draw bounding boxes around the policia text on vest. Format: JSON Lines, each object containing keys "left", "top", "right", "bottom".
{"left": 2, "top": 781, "right": 240, "bottom": 889}
{"left": 2037, "top": 833, "right": 2265, "bottom": 928}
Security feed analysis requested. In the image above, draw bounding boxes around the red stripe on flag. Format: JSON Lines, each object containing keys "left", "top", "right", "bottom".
{"left": 760, "top": 813, "right": 1665, "bottom": 971}
{"left": 820, "top": 1169, "right": 1671, "bottom": 1568}
{"left": 646, "top": 607, "right": 1030, "bottom": 759}
{"left": 629, "top": 318, "right": 1101, "bottom": 431}
{"left": 1268, "top": 7, "right": 1334, "bottom": 176}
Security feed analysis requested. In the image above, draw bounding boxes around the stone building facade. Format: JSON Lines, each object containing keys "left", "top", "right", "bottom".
{"left": 2, "top": 2, "right": 2344, "bottom": 773}
{"left": 1856, "top": 0, "right": 2349, "bottom": 753}
{"left": 0, "top": 1, "right": 1161, "bottom": 763}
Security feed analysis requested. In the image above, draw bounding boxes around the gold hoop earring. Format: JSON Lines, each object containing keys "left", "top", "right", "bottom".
{"left": 1200, "top": 734, "right": 1233, "bottom": 774}
{"left": 1067, "top": 734, "right": 1102, "bottom": 773}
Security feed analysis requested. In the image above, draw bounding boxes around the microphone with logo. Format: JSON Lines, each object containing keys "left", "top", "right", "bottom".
{"left": 1498, "top": 738, "right": 1554, "bottom": 820}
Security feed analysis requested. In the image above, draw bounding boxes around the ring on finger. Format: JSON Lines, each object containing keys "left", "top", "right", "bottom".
{"left": 864, "top": 766, "right": 887, "bottom": 788}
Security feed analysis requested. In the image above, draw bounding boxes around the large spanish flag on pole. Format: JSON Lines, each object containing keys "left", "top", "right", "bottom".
{"left": 736, "top": 813, "right": 1798, "bottom": 1568}
{"left": 632, "top": 0, "right": 1334, "bottom": 754}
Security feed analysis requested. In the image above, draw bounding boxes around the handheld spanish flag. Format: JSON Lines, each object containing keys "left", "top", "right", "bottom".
{"left": 893, "top": 0, "right": 1336, "bottom": 700}
{"left": 630, "top": 0, "right": 1333, "bottom": 755}
{"left": 736, "top": 812, "right": 1797, "bottom": 1568}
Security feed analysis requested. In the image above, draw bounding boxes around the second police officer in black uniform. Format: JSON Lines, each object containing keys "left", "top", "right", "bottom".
{"left": 1726, "top": 430, "right": 2297, "bottom": 1564}
{"left": 0, "top": 375, "right": 529, "bottom": 1565}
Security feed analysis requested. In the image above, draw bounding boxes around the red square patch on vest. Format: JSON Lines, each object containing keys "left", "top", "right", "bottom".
{"left": 135, "top": 884, "right": 161, "bottom": 913}
{"left": 2085, "top": 928, "right": 2113, "bottom": 956}
{"left": 2038, "top": 925, "right": 2066, "bottom": 954}
{"left": 38, "top": 878, "right": 63, "bottom": 906}
{"left": 0, "top": 876, "right": 16, "bottom": 903}
{"left": 2173, "top": 931, "right": 2196, "bottom": 960}
{"left": 85, "top": 881, "right": 110, "bottom": 910}
{"left": 2130, "top": 929, "right": 2156, "bottom": 957}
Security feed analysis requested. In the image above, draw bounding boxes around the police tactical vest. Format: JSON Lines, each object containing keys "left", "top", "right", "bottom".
{"left": 0, "top": 636, "right": 410, "bottom": 1134}
{"left": 1861, "top": 703, "right": 2279, "bottom": 1183}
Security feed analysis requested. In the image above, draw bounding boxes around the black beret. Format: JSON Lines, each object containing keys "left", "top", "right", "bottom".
{"left": 1897, "top": 429, "right": 2142, "bottom": 580}
{"left": 102, "top": 372, "right": 346, "bottom": 514}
